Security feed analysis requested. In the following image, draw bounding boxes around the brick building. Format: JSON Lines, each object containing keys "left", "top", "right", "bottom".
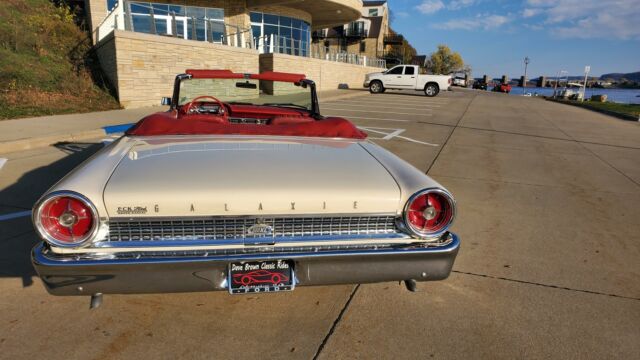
{"left": 84, "top": 0, "right": 385, "bottom": 108}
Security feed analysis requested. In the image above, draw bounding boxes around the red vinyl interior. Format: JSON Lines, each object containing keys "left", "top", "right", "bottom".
{"left": 126, "top": 105, "right": 367, "bottom": 139}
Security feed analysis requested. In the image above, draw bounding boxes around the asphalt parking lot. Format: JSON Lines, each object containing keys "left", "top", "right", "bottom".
{"left": 1, "top": 88, "right": 639, "bottom": 359}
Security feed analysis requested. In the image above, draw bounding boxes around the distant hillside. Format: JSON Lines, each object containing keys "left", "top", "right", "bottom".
{"left": 0, "top": 0, "right": 120, "bottom": 119}
{"left": 600, "top": 72, "right": 640, "bottom": 82}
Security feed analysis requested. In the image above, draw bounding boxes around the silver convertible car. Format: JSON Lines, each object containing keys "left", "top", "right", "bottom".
{"left": 32, "top": 70, "right": 459, "bottom": 307}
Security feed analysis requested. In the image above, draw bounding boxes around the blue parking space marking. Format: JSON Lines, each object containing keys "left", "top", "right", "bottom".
{"left": 103, "top": 123, "right": 135, "bottom": 134}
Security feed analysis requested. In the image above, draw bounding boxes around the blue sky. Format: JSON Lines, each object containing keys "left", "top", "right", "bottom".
{"left": 387, "top": 0, "right": 640, "bottom": 78}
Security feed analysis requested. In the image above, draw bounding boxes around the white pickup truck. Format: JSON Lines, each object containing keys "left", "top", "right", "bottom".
{"left": 364, "top": 65, "right": 452, "bottom": 97}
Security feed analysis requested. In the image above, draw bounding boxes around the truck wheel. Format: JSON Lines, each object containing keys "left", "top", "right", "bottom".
{"left": 369, "top": 81, "right": 384, "bottom": 94}
{"left": 424, "top": 83, "right": 439, "bottom": 97}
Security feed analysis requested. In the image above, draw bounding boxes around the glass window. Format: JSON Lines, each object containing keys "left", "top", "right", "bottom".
{"left": 387, "top": 66, "right": 404, "bottom": 75}
{"left": 168, "top": 5, "right": 184, "bottom": 15}
{"left": 264, "top": 13, "right": 278, "bottom": 25}
{"left": 207, "top": 8, "right": 224, "bottom": 20}
{"left": 128, "top": 2, "right": 224, "bottom": 42}
{"left": 252, "top": 25, "right": 261, "bottom": 39}
{"left": 107, "top": 0, "right": 118, "bottom": 11}
{"left": 130, "top": 2, "right": 150, "bottom": 14}
{"left": 186, "top": 6, "right": 205, "bottom": 19}
{"left": 250, "top": 12, "right": 311, "bottom": 56}
{"left": 250, "top": 12, "right": 262, "bottom": 23}
{"left": 210, "top": 21, "right": 225, "bottom": 43}
{"left": 368, "top": 8, "right": 378, "bottom": 16}
{"left": 151, "top": 3, "right": 168, "bottom": 14}
{"left": 404, "top": 66, "right": 415, "bottom": 75}
{"left": 132, "top": 15, "right": 152, "bottom": 33}
{"left": 279, "top": 16, "right": 291, "bottom": 27}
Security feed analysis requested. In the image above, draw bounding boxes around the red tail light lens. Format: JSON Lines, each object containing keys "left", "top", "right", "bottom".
{"left": 404, "top": 189, "right": 455, "bottom": 238}
{"left": 35, "top": 193, "right": 97, "bottom": 247}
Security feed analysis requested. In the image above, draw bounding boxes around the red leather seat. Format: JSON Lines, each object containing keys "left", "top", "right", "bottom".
{"left": 270, "top": 116, "right": 313, "bottom": 125}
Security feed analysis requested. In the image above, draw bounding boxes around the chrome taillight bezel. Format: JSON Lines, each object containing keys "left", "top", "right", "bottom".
{"left": 402, "top": 188, "right": 456, "bottom": 239}
{"left": 32, "top": 191, "right": 100, "bottom": 248}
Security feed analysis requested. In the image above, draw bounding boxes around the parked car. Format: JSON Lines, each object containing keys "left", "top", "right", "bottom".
{"left": 472, "top": 80, "right": 488, "bottom": 90}
{"left": 364, "top": 65, "right": 452, "bottom": 97}
{"left": 492, "top": 83, "right": 512, "bottom": 93}
{"left": 32, "top": 69, "right": 460, "bottom": 305}
{"left": 451, "top": 77, "right": 466, "bottom": 87}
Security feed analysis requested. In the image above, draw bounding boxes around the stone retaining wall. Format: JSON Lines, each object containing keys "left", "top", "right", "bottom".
{"left": 259, "top": 53, "right": 383, "bottom": 92}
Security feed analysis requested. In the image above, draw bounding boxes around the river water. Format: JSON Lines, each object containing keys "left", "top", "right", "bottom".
{"left": 502, "top": 87, "right": 640, "bottom": 104}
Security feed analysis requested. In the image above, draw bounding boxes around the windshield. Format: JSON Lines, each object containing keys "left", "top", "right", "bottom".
{"left": 178, "top": 78, "right": 312, "bottom": 111}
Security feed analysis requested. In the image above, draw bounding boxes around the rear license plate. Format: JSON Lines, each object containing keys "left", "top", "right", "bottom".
{"left": 229, "top": 260, "right": 294, "bottom": 294}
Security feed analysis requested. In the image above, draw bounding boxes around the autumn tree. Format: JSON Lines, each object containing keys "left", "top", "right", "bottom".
{"left": 425, "top": 45, "right": 465, "bottom": 75}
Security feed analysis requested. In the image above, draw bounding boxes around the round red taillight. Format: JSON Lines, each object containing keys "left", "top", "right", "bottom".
{"left": 34, "top": 193, "right": 97, "bottom": 247}
{"left": 404, "top": 189, "right": 455, "bottom": 238}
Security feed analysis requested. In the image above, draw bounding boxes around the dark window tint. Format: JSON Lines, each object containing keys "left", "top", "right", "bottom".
{"left": 404, "top": 66, "right": 415, "bottom": 75}
{"left": 387, "top": 66, "right": 404, "bottom": 75}
{"left": 250, "top": 12, "right": 262, "bottom": 23}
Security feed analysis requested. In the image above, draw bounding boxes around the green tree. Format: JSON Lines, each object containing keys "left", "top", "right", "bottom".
{"left": 425, "top": 45, "right": 465, "bottom": 75}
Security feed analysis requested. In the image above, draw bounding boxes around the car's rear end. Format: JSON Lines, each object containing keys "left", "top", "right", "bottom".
{"left": 31, "top": 136, "right": 459, "bottom": 297}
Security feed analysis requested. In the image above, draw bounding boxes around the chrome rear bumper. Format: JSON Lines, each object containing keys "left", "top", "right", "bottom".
{"left": 32, "top": 233, "right": 459, "bottom": 295}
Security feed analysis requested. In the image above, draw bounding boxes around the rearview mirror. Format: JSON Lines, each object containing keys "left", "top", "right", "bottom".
{"left": 236, "top": 81, "right": 257, "bottom": 89}
{"left": 161, "top": 96, "right": 171, "bottom": 106}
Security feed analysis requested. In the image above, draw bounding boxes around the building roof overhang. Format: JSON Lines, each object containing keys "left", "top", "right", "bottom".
{"left": 247, "top": 0, "right": 363, "bottom": 29}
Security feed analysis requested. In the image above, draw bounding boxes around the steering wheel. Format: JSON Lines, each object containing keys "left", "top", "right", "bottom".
{"left": 183, "top": 95, "right": 227, "bottom": 117}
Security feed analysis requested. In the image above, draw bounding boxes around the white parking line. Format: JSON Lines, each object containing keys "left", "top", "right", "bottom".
{"left": 326, "top": 115, "right": 411, "bottom": 122}
{"left": 0, "top": 158, "right": 6, "bottom": 170}
{"left": 359, "top": 126, "right": 439, "bottom": 146}
{"left": 333, "top": 99, "right": 446, "bottom": 106}
{"left": 325, "top": 102, "right": 441, "bottom": 109}
{"left": 0, "top": 210, "right": 32, "bottom": 221}
{"left": 323, "top": 107, "right": 431, "bottom": 116}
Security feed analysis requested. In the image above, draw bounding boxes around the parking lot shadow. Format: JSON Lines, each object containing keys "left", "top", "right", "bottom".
{"left": 0, "top": 142, "right": 103, "bottom": 287}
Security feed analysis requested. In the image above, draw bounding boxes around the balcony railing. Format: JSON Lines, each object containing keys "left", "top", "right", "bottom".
{"left": 256, "top": 35, "right": 385, "bottom": 68}
{"left": 383, "top": 34, "right": 404, "bottom": 45}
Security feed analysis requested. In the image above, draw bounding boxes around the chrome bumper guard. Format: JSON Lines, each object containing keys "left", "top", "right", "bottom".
{"left": 32, "top": 233, "right": 460, "bottom": 295}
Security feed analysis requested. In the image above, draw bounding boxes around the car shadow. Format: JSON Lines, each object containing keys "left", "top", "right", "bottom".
{"left": 0, "top": 141, "right": 103, "bottom": 287}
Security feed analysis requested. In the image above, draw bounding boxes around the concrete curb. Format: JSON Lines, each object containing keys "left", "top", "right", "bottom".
{"left": 0, "top": 91, "right": 370, "bottom": 155}
{"left": 0, "top": 129, "right": 108, "bottom": 155}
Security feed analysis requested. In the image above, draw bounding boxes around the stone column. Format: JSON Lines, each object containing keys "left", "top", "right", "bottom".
{"left": 537, "top": 76, "right": 547, "bottom": 87}
{"left": 85, "top": 0, "right": 109, "bottom": 44}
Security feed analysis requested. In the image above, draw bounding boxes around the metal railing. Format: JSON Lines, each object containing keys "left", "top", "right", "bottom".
{"left": 310, "top": 44, "right": 386, "bottom": 68}
{"left": 256, "top": 35, "right": 385, "bottom": 68}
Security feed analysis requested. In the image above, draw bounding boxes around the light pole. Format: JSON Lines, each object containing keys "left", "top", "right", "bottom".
{"left": 523, "top": 56, "right": 530, "bottom": 95}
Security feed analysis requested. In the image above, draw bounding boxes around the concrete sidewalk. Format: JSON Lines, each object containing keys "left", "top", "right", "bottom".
{"left": 0, "top": 89, "right": 368, "bottom": 154}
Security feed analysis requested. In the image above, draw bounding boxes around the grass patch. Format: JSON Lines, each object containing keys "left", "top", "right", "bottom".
{"left": 0, "top": 0, "right": 120, "bottom": 120}
{"left": 577, "top": 101, "right": 640, "bottom": 117}
{"left": 550, "top": 99, "right": 640, "bottom": 120}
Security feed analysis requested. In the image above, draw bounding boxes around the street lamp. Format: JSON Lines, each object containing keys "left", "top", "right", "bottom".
{"left": 523, "top": 56, "right": 530, "bottom": 95}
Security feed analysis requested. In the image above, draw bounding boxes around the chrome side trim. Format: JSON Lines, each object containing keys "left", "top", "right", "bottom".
{"left": 36, "top": 233, "right": 458, "bottom": 265}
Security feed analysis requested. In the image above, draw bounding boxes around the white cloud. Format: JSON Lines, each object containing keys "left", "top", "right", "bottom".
{"left": 448, "top": 0, "right": 476, "bottom": 10}
{"left": 523, "top": 0, "right": 640, "bottom": 39}
{"left": 432, "top": 14, "right": 511, "bottom": 30}
{"left": 416, "top": 0, "right": 445, "bottom": 14}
